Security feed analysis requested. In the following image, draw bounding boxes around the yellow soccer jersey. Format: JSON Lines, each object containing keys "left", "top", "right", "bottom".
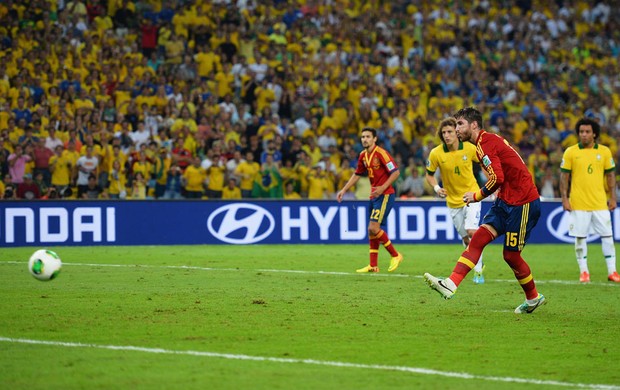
{"left": 426, "top": 142, "right": 480, "bottom": 208}
{"left": 183, "top": 165, "right": 207, "bottom": 192}
{"left": 235, "top": 161, "right": 260, "bottom": 191}
{"left": 561, "top": 143, "right": 615, "bottom": 211}
{"left": 207, "top": 164, "right": 226, "bottom": 191}
{"left": 49, "top": 154, "right": 72, "bottom": 186}
{"left": 222, "top": 186, "right": 241, "bottom": 199}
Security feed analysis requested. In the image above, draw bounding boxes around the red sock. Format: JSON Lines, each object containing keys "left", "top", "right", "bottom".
{"left": 449, "top": 226, "right": 495, "bottom": 286}
{"left": 504, "top": 250, "right": 538, "bottom": 300}
{"left": 376, "top": 229, "right": 398, "bottom": 257}
{"left": 369, "top": 234, "right": 380, "bottom": 267}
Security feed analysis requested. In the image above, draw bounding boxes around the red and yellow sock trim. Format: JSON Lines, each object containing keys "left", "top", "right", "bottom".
{"left": 518, "top": 274, "right": 533, "bottom": 285}
{"left": 457, "top": 256, "right": 475, "bottom": 270}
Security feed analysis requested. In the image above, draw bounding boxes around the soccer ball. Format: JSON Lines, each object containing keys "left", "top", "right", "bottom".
{"left": 28, "top": 249, "right": 62, "bottom": 281}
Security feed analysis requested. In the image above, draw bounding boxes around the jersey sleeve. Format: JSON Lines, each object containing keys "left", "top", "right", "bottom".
{"left": 354, "top": 152, "right": 367, "bottom": 176}
{"left": 560, "top": 148, "right": 572, "bottom": 172}
{"left": 604, "top": 147, "right": 616, "bottom": 173}
{"left": 426, "top": 147, "right": 439, "bottom": 175}
{"left": 378, "top": 149, "right": 398, "bottom": 174}
{"left": 479, "top": 136, "right": 504, "bottom": 196}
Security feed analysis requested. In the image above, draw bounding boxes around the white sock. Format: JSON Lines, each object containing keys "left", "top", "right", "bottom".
{"left": 575, "top": 237, "right": 589, "bottom": 273}
{"left": 473, "top": 255, "right": 484, "bottom": 273}
{"left": 445, "top": 277, "right": 458, "bottom": 290}
{"left": 601, "top": 236, "right": 617, "bottom": 274}
{"left": 526, "top": 294, "right": 541, "bottom": 304}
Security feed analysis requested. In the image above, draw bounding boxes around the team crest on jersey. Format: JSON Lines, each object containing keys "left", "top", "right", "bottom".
{"left": 596, "top": 154, "right": 601, "bottom": 161}
{"left": 482, "top": 155, "right": 491, "bottom": 167}
{"left": 372, "top": 157, "right": 381, "bottom": 169}
{"left": 462, "top": 155, "right": 468, "bottom": 161}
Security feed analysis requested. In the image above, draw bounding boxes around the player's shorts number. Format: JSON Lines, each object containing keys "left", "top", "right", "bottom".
{"left": 370, "top": 209, "right": 381, "bottom": 220}
{"left": 506, "top": 232, "right": 518, "bottom": 247}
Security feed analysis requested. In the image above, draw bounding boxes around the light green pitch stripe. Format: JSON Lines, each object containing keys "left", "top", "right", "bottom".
{"left": 0, "top": 337, "right": 618, "bottom": 390}
{"left": 3, "top": 261, "right": 619, "bottom": 286}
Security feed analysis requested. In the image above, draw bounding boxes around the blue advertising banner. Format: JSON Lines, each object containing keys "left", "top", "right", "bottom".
{"left": 1, "top": 200, "right": 618, "bottom": 247}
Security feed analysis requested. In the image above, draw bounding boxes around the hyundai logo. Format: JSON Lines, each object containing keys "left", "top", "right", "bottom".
{"left": 546, "top": 206, "right": 598, "bottom": 243}
{"left": 207, "top": 203, "right": 275, "bottom": 244}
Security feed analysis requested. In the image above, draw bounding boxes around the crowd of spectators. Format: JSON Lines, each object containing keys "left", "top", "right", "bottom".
{"left": 0, "top": 0, "right": 619, "bottom": 201}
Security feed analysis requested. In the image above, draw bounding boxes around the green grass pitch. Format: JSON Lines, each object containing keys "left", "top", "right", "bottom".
{"left": 1, "top": 243, "right": 619, "bottom": 389}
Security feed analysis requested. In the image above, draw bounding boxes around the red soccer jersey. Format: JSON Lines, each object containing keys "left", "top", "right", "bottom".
{"left": 475, "top": 130, "right": 539, "bottom": 206}
{"left": 355, "top": 145, "right": 398, "bottom": 195}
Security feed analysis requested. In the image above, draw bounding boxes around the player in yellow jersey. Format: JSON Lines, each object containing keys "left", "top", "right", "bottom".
{"left": 560, "top": 118, "right": 620, "bottom": 283}
{"left": 426, "top": 117, "right": 485, "bottom": 283}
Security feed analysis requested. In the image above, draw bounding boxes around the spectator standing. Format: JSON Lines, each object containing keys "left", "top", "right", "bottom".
{"left": 182, "top": 157, "right": 206, "bottom": 199}
{"left": 163, "top": 163, "right": 184, "bottom": 200}
{"left": 33, "top": 138, "right": 54, "bottom": 185}
{"left": 8, "top": 144, "right": 32, "bottom": 184}
{"left": 234, "top": 151, "right": 260, "bottom": 198}
{"left": 75, "top": 145, "right": 99, "bottom": 198}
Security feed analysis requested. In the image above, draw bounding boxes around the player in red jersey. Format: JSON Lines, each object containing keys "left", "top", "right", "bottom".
{"left": 337, "top": 127, "right": 403, "bottom": 273}
{"left": 424, "top": 107, "right": 546, "bottom": 314}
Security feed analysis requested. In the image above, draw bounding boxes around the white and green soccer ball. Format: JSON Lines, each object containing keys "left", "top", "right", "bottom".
{"left": 28, "top": 249, "right": 62, "bottom": 281}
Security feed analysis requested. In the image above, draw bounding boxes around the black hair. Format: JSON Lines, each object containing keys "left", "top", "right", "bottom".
{"left": 361, "top": 127, "right": 377, "bottom": 137}
{"left": 575, "top": 117, "right": 600, "bottom": 139}
{"left": 454, "top": 107, "right": 483, "bottom": 129}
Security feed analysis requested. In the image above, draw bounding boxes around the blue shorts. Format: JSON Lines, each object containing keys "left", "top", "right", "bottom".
{"left": 368, "top": 193, "right": 395, "bottom": 228}
{"left": 482, "top": 198, "right": 541, "bottom": 252}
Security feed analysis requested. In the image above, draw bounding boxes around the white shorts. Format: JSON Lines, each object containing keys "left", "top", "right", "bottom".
{"left": 450, "top": 202, "right": 482, "bottom": 238}
{"left": 568, "top": 210, "right": 613, "bottom": 237}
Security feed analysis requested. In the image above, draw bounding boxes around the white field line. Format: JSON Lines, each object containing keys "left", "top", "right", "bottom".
{"left": 2, "top": 261, "right": 618, "bottom": 287}
{"left": 0, "top": 337, "right": 618, "bottom": 390}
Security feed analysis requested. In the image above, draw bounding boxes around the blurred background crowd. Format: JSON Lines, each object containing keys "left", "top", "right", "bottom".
{"left": 0, "top": 0, "right": 618, "bottom": 200}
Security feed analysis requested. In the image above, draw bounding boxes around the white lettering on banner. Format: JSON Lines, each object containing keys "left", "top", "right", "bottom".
{"left": 397, "top": 207, "right": 425, "bottom": 240}
{"left": 1, "top": 207, "right": 116, "bottom": 244}
{"left": 615, "top": 209, "right": 620, "bottom": 241}
{"left": 107, "top": 208, "right": 116, "bottom": 242}
{"left": 309, "top": 206, "right": 338, "bottom": 240}
{"left": 281, "top": 207, "right": 308, "bottom": 240}
{"left": 339, "top": 206, "right": 366, "bottom": 240}
{"left": 73, "top": 208, "right": 102, "bottom": 242}
{"left": 386, "top": 211, "right": 397, "bottom": 239}
{"left": 428, "top": 207, "right": 457, "bottom": 240}
{"left": 5, "top": 208, "right": 35, "bottom": 243}
{"left": 40, "top": 208, "right": 69, "bottom": 242}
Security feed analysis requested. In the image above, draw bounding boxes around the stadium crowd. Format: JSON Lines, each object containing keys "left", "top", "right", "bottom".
{"left": 0, "top": 0, "right": 618, "bottom": 200}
